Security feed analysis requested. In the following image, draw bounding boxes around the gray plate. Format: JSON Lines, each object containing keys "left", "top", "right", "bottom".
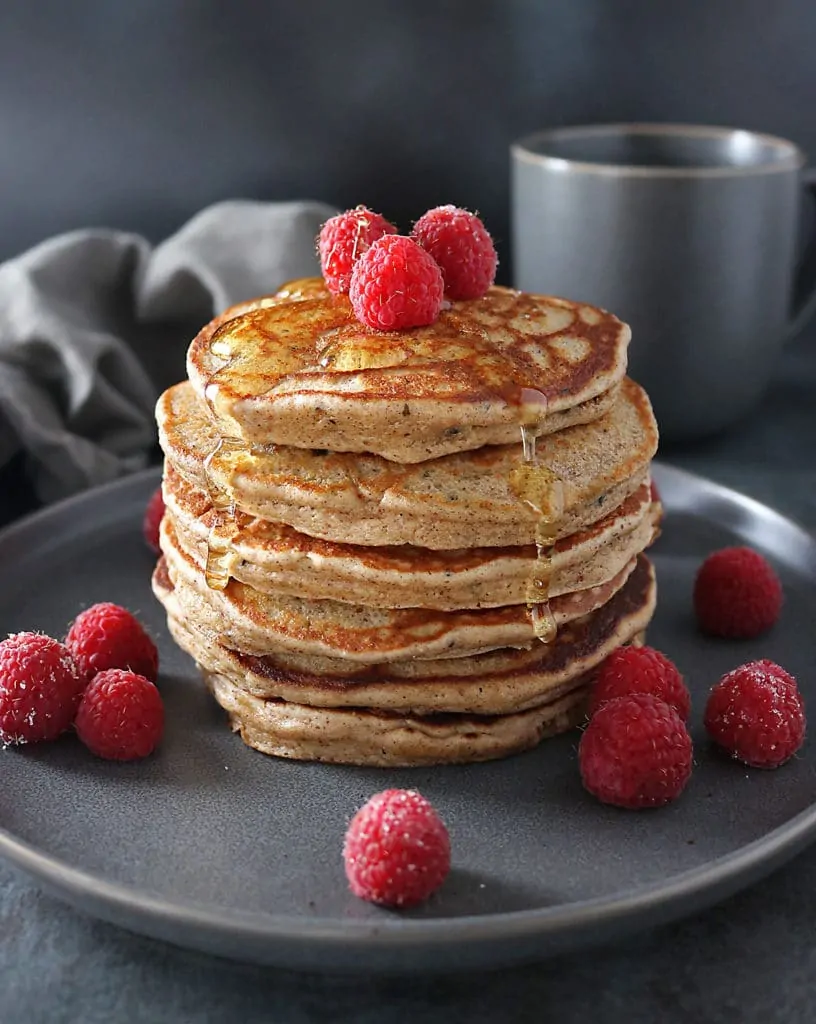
{"left": 0, "top": 462, "right": 815, "bottom": 974}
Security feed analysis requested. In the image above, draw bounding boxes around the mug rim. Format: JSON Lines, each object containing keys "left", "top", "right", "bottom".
{"left": 512, "top": 123, "right": 806, "bottom": 177}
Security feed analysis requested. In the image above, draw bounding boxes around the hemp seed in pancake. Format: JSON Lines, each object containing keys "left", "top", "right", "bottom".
{"left": 156, "top": 377, "right": 657, "bottom": 549}
{"left": 187, "top": 279, "right": 630, "bottom": 462}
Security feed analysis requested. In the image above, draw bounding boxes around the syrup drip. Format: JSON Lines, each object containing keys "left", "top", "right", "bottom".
{"left": 509, "top": 393, "right": 565, "bottom": 643}
{"left": 203, "top": 340, "right": 234, "bottom": 421}
{"left": 205, "top": 516, "right": 238, "bottom": 590}
{"left": 202, "top": 436, "right": 246, "bottom": 591}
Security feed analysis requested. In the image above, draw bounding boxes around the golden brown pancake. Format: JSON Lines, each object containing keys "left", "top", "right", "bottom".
{"left": 186, "top": 279, "right": 630, "bottom": 462}
{"left": 163, "top": 465, "right": 660, "bottom": 609}
{"left": 202, "top": 670, "right": 592, "bottom": 766}
{"left": 152, "top": 554, "right": 656, "bottom": 715}
{"left": 160, "top": 514, "right": 640, "bottom": 663}
{"left": 157, "top": 378, "right": 657, "bottom": 549}
{"left": 153, "top": 274, "right": 659, "bottom": 767}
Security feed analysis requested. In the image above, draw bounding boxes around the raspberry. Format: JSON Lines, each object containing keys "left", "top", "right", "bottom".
{"left": 349, "top": 235, "right": 444, "bottom": 331}
{"left": 343, "top": 789, "right": 451, "bottom": 907}
{"left": 411, "top": 205, "right": 497, "bottom": 300}
{"left": 649, "top": 479, "right": 661, "bottom": 505}
{"left": 704, "top": 660, "right": 805, "bottom": 768}
{"left": 66, "top": 603, "right": 158, "bottom": 683}
{"left": 143, "top": 486, "right": 165, "bottom": 554}
{"left": 579, "top": 693, "right": 693, "bottom": 809}
{"left": 589, "top": 645, "right": 690, "bottom": 720}
{"left": 694, "top": 546, "right": 782, "bottom": 639}
{"left": 0, "top": 632, "right": 86, "bottom": 744}
{"left": 755, "top": 658, "right": 798, "bottom": 688}
{"left": 75, "top": 669, "right": 164, "bottom": 760}
{"left": 318, "top": 206, "right": 397, "bottom": 295}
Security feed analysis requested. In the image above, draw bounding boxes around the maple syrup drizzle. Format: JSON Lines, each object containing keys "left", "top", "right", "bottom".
{"left": 202, "top": 436, "right": 246, "bottom": 591}
{"left": 509, "top": 391, "right": 565, "bottom": 643}
{"left": 203, "top": 331, "right": 235, "bottom": 422}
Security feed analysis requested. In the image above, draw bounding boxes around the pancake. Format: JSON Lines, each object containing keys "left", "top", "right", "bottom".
{"left": 157, "top": 377, "right": 657, "bottom": 549}
{"left": 164, "top": 466, "right": 660, "bottom": 609}
{"left": 187, "top": 279, "right": 631, "bottom": 462}
{"left": 202, "top": 670, "right": 591, "bottom": 766}
{"left": 152, "top": 554, "right": 656, "bottom": 714}
{"left": 160, "top": 514, "right": 640, "bottom": 663}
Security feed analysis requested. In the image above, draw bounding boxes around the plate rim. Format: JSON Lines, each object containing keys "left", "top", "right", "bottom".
{"left": 1, "top": 461, "right": 815, "bottom": 970}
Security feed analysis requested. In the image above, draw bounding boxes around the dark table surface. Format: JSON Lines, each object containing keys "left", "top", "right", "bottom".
{"left": 1, "top": 330, "right": 815, "bottom": 1024}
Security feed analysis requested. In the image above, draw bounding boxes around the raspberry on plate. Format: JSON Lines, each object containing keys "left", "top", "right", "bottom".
{"left": 0, "top": 632, "right": 86, "bottom": 745}
{"left": 579, "top": 693, "right": 693, "bottom": 809}
{"left": 704, "top": 660, "right": 805, "bottom": 768}
{"left": 343, "top": 789, "right": 451, "bottom": 907}
{"left": 75, "top": 669, "right": 164, "bottom": 760}
{"left": 66, "top": 602, "right": 159, "bottom": 683}
{"left": 411, "top": 205, "right": 497, "bottom": 300}
{"left": 694, "top": 546, "right": 782, "bottom": 639}
{"left": 318, "top": 206, "right": 397, "bottom": 295}
{"left": 143, "top": 486, "right": 165, "bottom": 554}
{"left": 349, "top": 235, "right": 444, "bottom": 331}
{"left": 589, "top": 645, "right": 690, "bottom": 720}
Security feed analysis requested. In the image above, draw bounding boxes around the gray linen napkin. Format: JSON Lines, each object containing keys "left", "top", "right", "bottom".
{"left": 0, "top": 199, "right": 336, "bottom": 503}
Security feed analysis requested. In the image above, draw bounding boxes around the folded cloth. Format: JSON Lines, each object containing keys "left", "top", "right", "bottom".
{"left": 0, "top": 199, "right": 336, "bottom": 503}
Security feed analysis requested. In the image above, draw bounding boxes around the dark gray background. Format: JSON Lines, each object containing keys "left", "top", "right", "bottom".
{"left": 1, "top": 0, "right": 815, "bottom": 275}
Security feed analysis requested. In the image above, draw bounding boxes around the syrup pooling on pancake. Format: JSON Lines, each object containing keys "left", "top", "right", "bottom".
{"left": 510, "top": 389, "right": 565, "bottom": 643}
{"left": 186, "top": 282, "right": 630, "bottom": 462}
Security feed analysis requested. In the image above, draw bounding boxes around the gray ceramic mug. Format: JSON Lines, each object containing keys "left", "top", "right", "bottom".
{"left": 511, "top": 123, "right": 816, "bottom": 441}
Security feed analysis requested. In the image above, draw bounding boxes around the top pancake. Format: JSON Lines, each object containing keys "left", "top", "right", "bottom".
{"left": 187, "top": 279, "right": 630, "bottom": 462}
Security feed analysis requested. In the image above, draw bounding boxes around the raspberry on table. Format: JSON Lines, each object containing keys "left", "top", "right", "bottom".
{"left": 0, "top": 632, "right": 86, "bottom": 745}
{"left": 143, "top": 486, "right": 165, "bottom": 554}
{"left": 349, "top": 235, "right": 444, "bottom": 331}
{"left": 343, "top": 789, "right": 451, "bottom": 907}
{"left": 411, "top": 205, "right": 497, "bottom": 300}
{"left": 704, "top": 660, "right": 805, "bottom": 769}
{"left": 75, "top": 669, "right": 164, "bottom": 760}
{"left": 589, "top": 645, "right": 690, "bottom": 720}
{"left": 318, "top": 206, "right": 397, "bottom": 295}
{"left": 694, "top": 546, "right": 782, "bottom": 639}
{"left": 579, "top": 693, "right": 693, "bottom": 809}
{"left": 66, "top": 603, "right": 159, "bottom": 683}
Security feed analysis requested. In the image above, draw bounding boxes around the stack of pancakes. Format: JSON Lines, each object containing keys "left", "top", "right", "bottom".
{"left": 152, "top": 278, "right": 660, "bottom": 766}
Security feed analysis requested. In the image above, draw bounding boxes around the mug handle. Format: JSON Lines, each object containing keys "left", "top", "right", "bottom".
{"left": 785, "top": 166, "right": 816, "bottom": 340}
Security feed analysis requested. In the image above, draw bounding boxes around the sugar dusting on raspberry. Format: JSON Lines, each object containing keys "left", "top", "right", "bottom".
{"left": 704, "top": 660, "right": 805, "bottom": 769}
{"left": 349, "top": 235, "right": 444, "bottom": 331}
{"left": 0, "top": 632, "right": 86, "bottom": 745}
{"left": 66, "top": 602, "right": 159, "bottom": 683}
{"left": 411, "top": 205, "right": 497, "bottom": 300}
{"left": 589, "top": 645, "right": 690, "bottom": 721}
{"left": 343, "top": 788, "right": 451, "bottom": 907}
{"left": 318, "top": 206, "right": 397, "bottom": 295}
